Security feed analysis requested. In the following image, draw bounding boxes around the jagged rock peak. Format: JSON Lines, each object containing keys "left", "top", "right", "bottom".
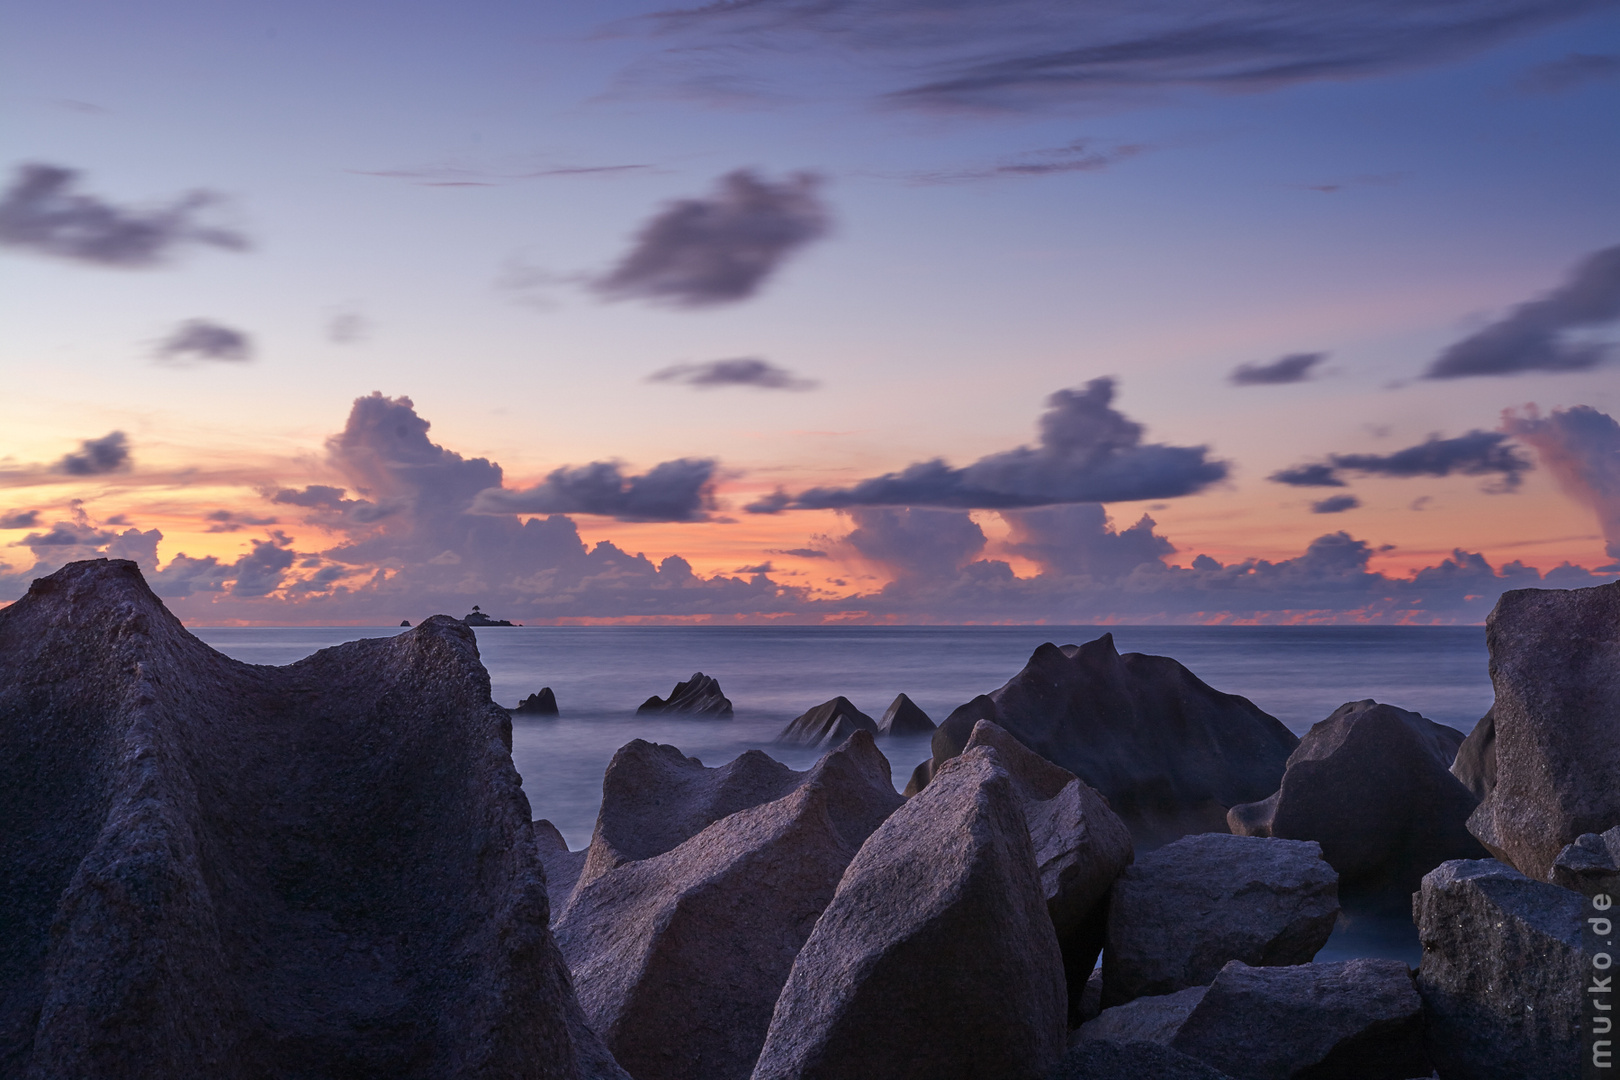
{"left": 636, "top": 671, "right": 733, "bottom": 716}
{"left": 877, "top": 692, "right": 935, "bottom": 736}
{"left": 514, "top": 687, "right": 560, "bottom": 715}
{"left": 777, "top": 695, "right": 878, "bottom": 747}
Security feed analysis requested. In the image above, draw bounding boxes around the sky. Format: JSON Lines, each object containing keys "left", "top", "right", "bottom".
{"left": 1, "top": 0, "right": 1618, "bottom": 624}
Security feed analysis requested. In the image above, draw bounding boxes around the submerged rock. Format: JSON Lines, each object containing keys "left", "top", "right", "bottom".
{"left": 752, "top": 746, "right": 1068, "bottom": 1080}
{"left": 776, "top": 695, "right": 878, "bottom": 747}
{"left": 1227, "top": 699, "right": 1484, "bottom": 900}
{"left": 911, "top": 635, "right": 1298, "bottom": 846}
{"left": 1467, "top": 580, "right": 1620, "bottom": 881}
{"left": 514, "top": 687, "right": 560, "bottom": 715}
{"left": 636, "top": 672, "right": 733, "bottom": 717}
{"left": 877, "top": 693, "right": 935, "bottom": 736}
{"left": 1102, "top": 833, "right": 1339, "bottom": 1007}
{"left": 0, "top": 559, "right": 625, "bottom": 1080}
{"left": 556, "top": 733, "right": 903, "bottom": 1080}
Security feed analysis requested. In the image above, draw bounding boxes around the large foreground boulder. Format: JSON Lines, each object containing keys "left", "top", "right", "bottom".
{"left": 1048, "top": 1039, "right": 1234, "bottom": 1080}
{"left": 0, "top": 560, "right": 624, "bottom": 1080}
{"left": 752, "top": 746, "right": 1067, "bottom": 1080}
{"left": 776, "top": 696, "right": 878, "bottom": 748}
{"left": 556, "top": 733, "right": 903, "bottom": 1080}
{"left": 913, "top": 635, "right": 1298, "bottom": 846}
{"left": 1227, "top": 700, "right": 1484, "bottom": 900}
{"left": 636, "top": 672, "right": 733, "bottom": 717}
{"left": 1466, "top": 580, "right": 1620, "bottom": 880}
{"left": 877, "top": 693, "right": 935, "bottom": 736}
{"left": 1414, "top": 859, "right": 1585, "bottom": 1079}
{"left": 1103, "top": 833, "right": 1338, "bottom": 1006}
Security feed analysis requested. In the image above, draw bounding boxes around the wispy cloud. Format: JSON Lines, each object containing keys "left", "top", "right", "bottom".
{"left": 473, "top": 458, "right": 719, "bottom": 522}
{"left": 1229, "top": 352, "right": 1326, "bottom": 386}
{"left": 899, "top": 140, "right": 1147, "bottom": 184}
{"left": 647, "top": 357, "right": 818, "bottom": 390}
{"left": 1271, "top": 431, "right": 1534, "bottom": 490}
{"left": 154, "top": 319, "right": 254, "bottom": 364}
{"left": 1518, "top": 52, "right": 1620, "bottom": 93}
{"left": 1504, "top": 404, "right": 1620, "bottom": 562}
{"left": 348, "top": 163, "right": 653, "bottom": 186}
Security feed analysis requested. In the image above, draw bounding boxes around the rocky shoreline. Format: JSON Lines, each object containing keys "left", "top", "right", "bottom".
{"left": 1, "top": 558, "right": 1614, "bottom": 1079}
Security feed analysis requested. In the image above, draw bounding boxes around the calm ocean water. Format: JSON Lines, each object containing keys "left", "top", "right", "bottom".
{"left": 195, "top": 623, "right": 1492, "bottom": 964}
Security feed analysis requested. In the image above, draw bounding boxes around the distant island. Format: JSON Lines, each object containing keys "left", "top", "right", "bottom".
{"left": 462, "top": 604, "right": 518, "bottom": 627}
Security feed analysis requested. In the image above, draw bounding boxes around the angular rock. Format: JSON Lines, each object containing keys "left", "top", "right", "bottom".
{"left": 1415, "top": 858, "right": 1584, "bottom": 1080}
{"left": 963, "top": 721, "right": 1133, "bottom": 1016}
{"left": 1170, "top": 960, "right": 1429, "bottom": 1080}
{"left": 556, "top": 733, "right": 903, "bottom": 1080}
{"left": 1074, "top": 968, "right": 1105, "bottom": 1026}
{"left": 1466, "top": 580, "right": 1620, "bottom": 880}
{"left": 1450, "top": 703, "right": 1496, "bottom": 801}
{"left": 877, "top": 692, "right": 935, "bottom": 736}
{"left": 534, "top": 819, "right": 586, "bottom": 917}
{"left": 914, "top": 635, "right": 1299, "bottom": 846}
{"left": 1550, "top": 825, "right": 1620, "bottom": 896}
{"left": 1047, "top": 1039, "right": 1235, "bottom": 1080}
{"left": 752, "top": 746, "right": 1068, "bottom": 1080}
{"left": 776, "top": 695, "right": 878, "bottom": 748}
{"left": 0, "top": 559, "right": 625, "bottom": 1080}
{"left": 636, "top": 672, "right": 733, "bottom": 717}
{"left": 571, "top": 740, "right": 801, "bottom": 895}
{"left": 1077, "top": 986, "right": 1209, "bottom": 1046}
{"left": 1227, "top": 700, "right": 1485, "bottom": 899}
{"left": 1103, "top": 833, "right": 1339, "bottom": 1007}
{"left": 514, "top": 687, "right": 560, "bottom": 715}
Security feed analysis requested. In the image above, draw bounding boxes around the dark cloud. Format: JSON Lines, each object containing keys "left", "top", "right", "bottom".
{"left": 593, "top": 170, "right": 830, "bottom": 307}
{"left": 643, "top": 0, "right": 1606, "bottom": 112}
{"left": 205, "top": 509, "right": 279, "bottom": 533}
{"left": 734, "top": 561, "right": 775, "bottom": 574}
{"left": 771, "top": 546, "right": 830, "bottom": 558}
{"left": 1312, "top": 494, "right": 1361, "bottom": 514}
{"left": 774, "top": 377, "right": 1227, "bottom": 511}
{"left": 844, "top": 508, "right": 988, "bottom": 580}
{"left": 746, "top": 488, "right": 793, "bottom": 514}
{"left": 0, "top": 163, "right": 248, "bottom": 267}
{"left": 1423, "top": 244, "right": 1620, "bottom": 378}
{"left": 12, "top": 522, "right": 120, "bottom": 548}
{"left": 53, "top": 431, "right": 130, "bottom": 476}
{"left": 0, "top": 510, "right": 38, "bottom": 529}
{"left": 154, "top": 319, "right": 254, "bottom": 364}
{"left": 271, "top": 484, "right": 349, "bottom": 508}
{"left": 1271, "top": 431, "right": 1533, "bottom": 491}
{"left": 472, "top": 458, "right": 718, "bottom": 522}
{"left": 1504, "top": 404, "right": 1620, "bottom": 562}
{"left": 1518, "top": 52, "right": 1620, "bottom": 93}
{"left": 902, "top": 140, "right": 1147, "bottom": 183}
{"left": 647, "top": 357, "right": 818, "bottom": 391}
{"left": 1229, "top": 352, "right": 1326, "bottom": 386}
{"left": 230, "top": 535, "right": 296, "bottom": 597}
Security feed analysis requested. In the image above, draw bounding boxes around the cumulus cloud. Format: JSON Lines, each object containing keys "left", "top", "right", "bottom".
{"left": 0, "top": 163, "right": 249, "bottom": 267}
{"left": 593, "top": 170, "right": 830, "bottom": 307}
{"left": 1504, "top": 404, "right": 1620, "bottom": 561}
{"left": 0, "top": 510, "right": 38, "bottom": 529}
{"left": 843, "top": 508, "right": 988, "bottom": 580}
{"left": 1423, "top": 244, "right": 1620, "bottom": 378}
{"left": 647, "top": 357, "right": 818, "bottom": 390}
{"left": 154, "top": 319, "right": 254, "bottom": 364}
{"left": 1002, "top": 504, "right": 1175, "bottom": 579}
{"left": 1270, "top": 431, "right": 1533, "bottom": 490}
{"left": 1229, "top": 352, "right": 1326, "bottom": 386}
{"left": 1312, "top": 494, "right": 1361, "bottom": 514}
{"left": 1519, "top": 52, "right": 1620, "bottom": 93}
{"left": 773, "top": 377, "right": 1227, "bottom": 511}
{"left": 471, "top": 458, "right": 718, "bottom": 522}
{"left": 53, "top": 431, "right": 131, "bottom": 476}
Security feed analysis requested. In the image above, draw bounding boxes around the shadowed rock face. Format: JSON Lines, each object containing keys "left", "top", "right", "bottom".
{"left": 1048, "top": 1038, "right": 1235, "bottom": 1080}
{"left": 533, "top": 820, "right": 587, "bottom": 918}
{"left": 1551, "top": 825, "right": 1620, "bottom": 896}
{"left": 1467, "top": 580, "right": 1620, "bottom": 881}
{"left": 636, "top": 672, "right": 732, "bottom": 717}
{"left": 776, "top": 696, "right": 878, "bottom": 748}
{"left": 1450, "top": 704, "right": 1496, "bottom": 801}
{"left": 514, "top": 688, "right": 560, "bottom": 715}
{"left": 0, "top": 559, "right": 625, "bottom": 1080}
{"left": 877, "top": 693, "right": 934, "bottom": 737}
{"left": 912, "top": 635, "right": 1298, "bottom": 847}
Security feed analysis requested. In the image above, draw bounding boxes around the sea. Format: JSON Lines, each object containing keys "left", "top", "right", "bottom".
{"left": 194, "top": 623, "right": 1494, "bottom": 965}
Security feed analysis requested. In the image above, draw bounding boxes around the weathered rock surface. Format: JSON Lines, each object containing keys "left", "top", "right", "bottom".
{"left": 515, "top": 687, "right": 560, "bottom": 714}
{"left": 912, "top": 635, "right": 1299, "bottom": 846}
{"left": 776, "top": 696, "right": 878, "bottom": 748}
{"left": 1466, "top": 580, "right": 1620, "bottom": 880}
{"left": 1414, "top": 858, "right": 1584, "bottom": 1080}
{"left": 1550, "top": 825, "right": 1620, "bottom": 896}
{"left": 556, "top": 733, "right": 903, "bottom": 1080}
{"left": 1227, "top": 700, "right": 1484, "bottom": 899}
{"left": 963, "top": 720, "right": 1133, "bottom": 1015}
{"left": 752, "top": 746, "right": 1068, "bottom": 1080}
{"left": 571, "top": 741, "right": 801, "bottom": 894}
{"left": 534, "top": 819, "right": 586, "bottom": 917}
{"left": 1047, "top": 1039, "right": 1235, "bottom": 1080}
{"left": 1103, "top": 833, "right": 1339, "bottom": 1006}
{"left": 877, "top": 693, "right": 935, "bottom": 736}
{"left": 1077, "top": 986, "right": 1209, "bottom": 1046}
{"left": 636, "top": 672, "right": 733, "bottom": 717}
{"left": 1170, "top": 960, "right": 1429, "bottom": 1080}
{"left": 1450, "top": 703, "right": 1496, "bottom": 800}
{"left": 0, "top": 559, "right": 625, "bottom": 1080}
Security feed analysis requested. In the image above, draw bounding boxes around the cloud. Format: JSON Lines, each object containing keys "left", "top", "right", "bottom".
{"left": 327, "top": 311, "right": 368, "bottom": 344}
{"left": 593, "top": 170, "right": 830, "bottom": 307}
{"left": 53, "top": 431, "right": 130, "bottom": 476}
{"left": 1002, "top": 504, "right": 1176, "bottom": 579}
{"left": 901, "top": 140, "right": 1148, "bottom": 183}
{"left": 1423, "top": 244, "right": 1620, "bottom": 378}
{"left": 1519, "top": 52, "right": 1620, "bottom": 93}
{"left": 647, "top": 357, "right": 818, "bottom": 390}
{"left": 1311, "top": 494, "right": 1361, "bottom": 514}
{"left": 771, "top": 546, "right": 830, "bottom": 558}
{"left": 1503, "top": 404, "right": 1620, "bottom": 561}
{"left": 0, "top": 163, "right": 248, "bottom": 267}
{"left": 1270, "top": 431, "right": 1533, "bottom": 490}
{"left": 0, "top": 510, "right": 38, "bottom": 529}
{"left": 1229, "top": 352, "right": 1326, "bottom": 386}
{"left": 350, "top": 163, "right": 652, "bottom": 186}
{"left": 205, "top": 509, "right": 279, "bottom": 533}
{"left": 642, "top": 0, "right": 1607, "bottom": 112}
{"left": 843, "top": 507, "right": 988, "bottom": 580}
{"left": 471, "top": 458, "right": 718, "bottom": 522}
{"left": 11, "top": 522, "right": 120, "bottom": 548}
{"left": 773, "top": 377, "right": 1228, "bottom": 511}
{"left": 230, "top": 535, "right": 296, "bottom": 597}
{"left": 154, "top": 319, "right": 254, "bottom": 364}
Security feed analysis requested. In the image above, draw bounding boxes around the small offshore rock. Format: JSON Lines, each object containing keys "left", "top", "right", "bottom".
{"left": 513, "top": 687, "right": 560, "bottom": 715}
{"left": 877, "top": 692, "right": 935, "bottom": 736}
{"left": 636, "top": 671, "right": 733, "bottom": 716}
{"left": 1103, "top": 833, "right": 1339, "bottom": 1007}
{"left": 776, "top": 695, "right": 878, "bottom": 747}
